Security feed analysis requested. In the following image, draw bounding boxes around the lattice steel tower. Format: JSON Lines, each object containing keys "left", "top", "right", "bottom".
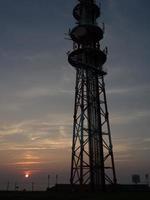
{"left": 68, "top": 0, "right": 117, "bottom": 190}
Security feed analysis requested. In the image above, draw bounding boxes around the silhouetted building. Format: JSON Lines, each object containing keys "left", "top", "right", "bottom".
{"left": 132, "top": 174, "right": 141, "bottom": 184}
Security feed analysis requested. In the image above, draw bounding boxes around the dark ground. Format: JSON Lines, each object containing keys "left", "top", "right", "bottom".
{"left": 0, "top": 184, "right": 149, "bottom": 200}
{"left": 0, "top": 190, "right": 150, "bottom": 200}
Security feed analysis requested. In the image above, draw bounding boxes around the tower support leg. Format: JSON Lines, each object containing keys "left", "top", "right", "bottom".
{"left": 70, "top": 69, "right": 117, "bottom": 191}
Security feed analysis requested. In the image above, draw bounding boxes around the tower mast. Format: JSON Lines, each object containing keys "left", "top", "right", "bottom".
{"left": 68, "top": 0, "right": 117, "bottom": 191}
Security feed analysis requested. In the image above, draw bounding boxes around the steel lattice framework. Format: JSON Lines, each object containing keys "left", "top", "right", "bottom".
{"left": 68, "top": 0, "right": 117, "bottom": 190}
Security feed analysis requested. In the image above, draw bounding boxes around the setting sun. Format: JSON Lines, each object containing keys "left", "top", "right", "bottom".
{"left": 25, "top": 174, "right": 29, "bottom": 178}
{"left": 24, "top": 172, "right": 31, "bottom": 178}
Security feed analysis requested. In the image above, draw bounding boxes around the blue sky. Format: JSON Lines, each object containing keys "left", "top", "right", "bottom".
{"left": 0, "top": 0, "right": 149, "bottom": 190}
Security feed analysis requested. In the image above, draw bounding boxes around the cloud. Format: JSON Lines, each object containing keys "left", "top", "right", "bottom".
{"left": 111, "top": 110, "right": 150, "bottom": 125}
{"left": 13, "top": 161, "right": 41, "bottom": 166}
{"left": 112, "top": 135, "right": 150, "bottom": 176}
{"left": 0, "top": 119, "right": 72, "bottom": 151}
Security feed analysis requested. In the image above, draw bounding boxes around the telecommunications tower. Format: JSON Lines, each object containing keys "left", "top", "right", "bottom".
{"left": 68, "top": 0, "right": 117, "bottom": 190}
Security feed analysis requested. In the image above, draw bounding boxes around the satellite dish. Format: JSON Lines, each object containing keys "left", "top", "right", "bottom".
{"left": 74, "top": 27, "right": 87, "bottom": 38}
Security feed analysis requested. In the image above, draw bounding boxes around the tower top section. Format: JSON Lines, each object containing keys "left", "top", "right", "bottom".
{"left": 73, "top": 0, "right": 101, "bottom": 25}
{"left": 68, "top": 0, "right": 107, "bottom": 75}
{"left": 70, "top": 0, "right": 103, "bottom": 45}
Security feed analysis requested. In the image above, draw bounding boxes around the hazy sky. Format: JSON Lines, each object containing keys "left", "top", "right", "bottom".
{"left": 0, "top": 0, "right": 150, "bottom": 190}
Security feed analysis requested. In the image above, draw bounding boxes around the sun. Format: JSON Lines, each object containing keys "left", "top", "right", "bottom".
{"left": 25, "top": 173, "right": 30, "bottom": 178}
{"left": 25, "top": 174, "right": 29, "bottom": 178}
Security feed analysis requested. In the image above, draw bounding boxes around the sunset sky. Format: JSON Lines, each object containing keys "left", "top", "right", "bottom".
{"left": 0, "top": 0, "right": 150, "bottom": 190}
